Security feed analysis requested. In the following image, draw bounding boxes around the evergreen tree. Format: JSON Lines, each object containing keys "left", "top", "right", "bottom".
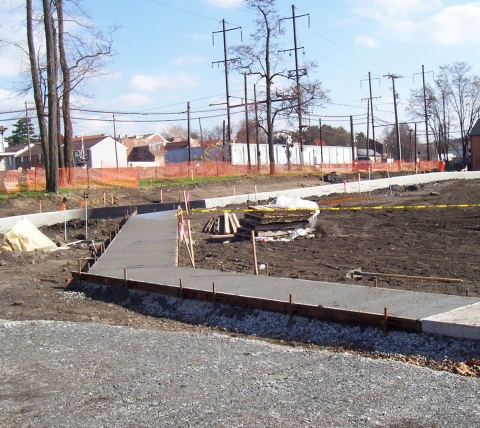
{"left": 5, "top": 117, "right": 38, "bottom": 147}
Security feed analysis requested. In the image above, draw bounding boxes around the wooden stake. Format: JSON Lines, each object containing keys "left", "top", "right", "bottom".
{"left": 187, "top": 220, "right": 195, "bottom": 268}
{"left": 251, "top": 230, "right": 259, "bottom": 275}
{"left": 289, "top": 293, "right": 293, "bottom": 321}
{"left": 383, "top": 307, "right": 388, "bottom": 337}
{"left": 124, "top": 268, "right": 128, "bottom": 289}
{"left": 375, "top": 279, "right": 378, "bottom": 288}
{"left": 160, "top": 189, "right": 163, "bottom": 203}
{"left": 212, "top": 282, "right": 216, "bottom": 308}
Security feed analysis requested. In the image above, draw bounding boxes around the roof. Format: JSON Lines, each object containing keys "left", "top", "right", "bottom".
{"left": 470, "top": 119, "right": 480, "bottom": 136}
{"left": 71, "top": 135, "right": 112, "bottom": 151}
{"left": 165, "top": 139, "right": 201, "bottom": 151}
{"left": 3, "top": 144, "right": 28, "bottom": 153}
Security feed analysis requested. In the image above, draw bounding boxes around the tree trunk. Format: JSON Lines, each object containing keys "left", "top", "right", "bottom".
{"left": 55, "top": 0, "right": 74, "bottom": 170}
{"left": 263, "top": 10, "right": 275, "bottom": 175}
{"left": 26, "top": 0, "right": 49, "bottom": 175}
{"left": 43, "top": 0, "right": 59, "bottom": 193}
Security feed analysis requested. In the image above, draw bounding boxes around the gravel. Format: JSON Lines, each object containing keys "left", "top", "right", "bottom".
{"left": 2, "top": 284, "right": 480, "bottom": 427}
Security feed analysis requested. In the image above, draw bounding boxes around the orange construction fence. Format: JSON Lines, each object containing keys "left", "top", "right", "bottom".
{"left": 0, "top": 160, "right": 445, "bottom": 194}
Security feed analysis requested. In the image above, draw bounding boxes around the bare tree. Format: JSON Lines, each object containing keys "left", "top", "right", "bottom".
{"left": 26, "top": 0, "right": 49, "bottom": 175}
{"left": 43, "top": 0, "right": 59, "bottom": 192}
{"left": 231, "top": 0, "right": 328, "bottom": 174}
{"left": 408, "top": 84, "right": 453, "bottom": 160}
{"left": 437, "top": 62, "right": 480, "bottom": 165}
{"left": 55, "top": 0, "right": 115, "bottom": 168}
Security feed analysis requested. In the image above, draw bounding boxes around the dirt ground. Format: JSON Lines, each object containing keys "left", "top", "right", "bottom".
{"left": 184, "top": 178, "right": 480, "bottom": 298}
{"left": 1, "top": 173, "right": 480, "bottom": 376}
{"left": 0, "top": 174, "right": 327, "bottom": 331}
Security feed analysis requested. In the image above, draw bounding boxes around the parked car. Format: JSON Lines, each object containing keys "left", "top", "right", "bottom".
{"left": 353, "top": 156, "right": 373, "bottom": 171}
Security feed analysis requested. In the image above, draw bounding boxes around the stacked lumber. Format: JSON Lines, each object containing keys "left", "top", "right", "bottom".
{"left": 203, "top": 212, "right": 240, "bottom": 238}
{"left": 235, "top": 205, "right": 315, "bottom": 240}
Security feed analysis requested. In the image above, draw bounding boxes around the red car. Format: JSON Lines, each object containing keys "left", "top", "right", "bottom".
{"left": 353, "top": 156, "right": 373, "bottom": 171}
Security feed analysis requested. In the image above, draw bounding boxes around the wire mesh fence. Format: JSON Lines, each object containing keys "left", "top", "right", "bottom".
{"left": 0, "top": 160, "right": 445, "bottom": 194}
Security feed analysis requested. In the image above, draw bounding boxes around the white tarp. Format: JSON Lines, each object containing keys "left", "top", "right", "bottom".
{"left": 270, "top": 195, "right": 319, "bottom": 240}
{"left": 1, "top": 217, "right": 57, "bottom": 252}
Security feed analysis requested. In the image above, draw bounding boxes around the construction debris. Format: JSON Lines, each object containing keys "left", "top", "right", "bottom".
{"left": 203, "top": 196, "right": 319, "bottom": 242}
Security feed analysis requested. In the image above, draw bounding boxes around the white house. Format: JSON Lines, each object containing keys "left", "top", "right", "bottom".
{"left": 72, "top": 134, "right": 127, "bottom": 168}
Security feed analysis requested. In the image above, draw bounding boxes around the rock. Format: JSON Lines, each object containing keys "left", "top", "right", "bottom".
{"left": 406, "top": 184, "right": 418, "bottom": 191}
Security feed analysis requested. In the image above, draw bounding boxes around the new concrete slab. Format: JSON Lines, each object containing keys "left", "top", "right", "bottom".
{"left": 203, "top": 171, "right": 480, "bottom": 208}
{"left": 88, "top": 209, "right": 480, "bottom": 339}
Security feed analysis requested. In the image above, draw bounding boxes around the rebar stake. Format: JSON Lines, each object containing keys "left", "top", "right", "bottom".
{"left": 383, "top": 307, "right": 388, "bottom": 337}
{"left": 212, "top": 282, "right": 216, "bottom": 309}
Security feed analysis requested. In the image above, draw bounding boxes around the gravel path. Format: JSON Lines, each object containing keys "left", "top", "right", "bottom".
{"left": 2, "top": 317, "right": 480, "bottom": 427}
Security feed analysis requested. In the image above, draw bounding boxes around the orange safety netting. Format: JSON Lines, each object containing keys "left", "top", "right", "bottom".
{"left": 0, "top": 160, "right": 446, "bottom": 194}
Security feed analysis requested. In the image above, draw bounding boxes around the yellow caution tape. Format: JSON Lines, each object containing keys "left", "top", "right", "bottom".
{"left": 186, "top": 203, "right": 480, "bottom": 214}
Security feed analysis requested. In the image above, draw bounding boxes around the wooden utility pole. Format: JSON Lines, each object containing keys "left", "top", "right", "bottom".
{"left": 254, "top": 83, "right": 260, "bottom": 170}
{"left": 212, "top": 20, "right": 241, "bottom": 162}
{"left": 280, "top": 6, "right": 309, "bottom": 164}
{"left": 187, "top": 102, "right": 191, "bottom": 164}
{"left": 384, "top": 73, "right": 403, "bottom": 162}
{"left": 244, "top": 73, "right": 251, "bottom": 171}
{"left": 350, "top": 115, "right": 355, "bottom": 162}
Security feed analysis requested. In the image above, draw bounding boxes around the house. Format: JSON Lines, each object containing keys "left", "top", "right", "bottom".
{"left": 469, "top": 120, "right": 480, "bottom": 170}
{"left": 122, "top": 133, "right": 168, "bottom": 157}
{"left": 15, "top": 144, "right": 44, "bottom": 169}
{"left": 0, "top": 144, "right": 32, "bottom": 171}
{"left": 164, "top": 138, "right": 203, "bottom": 163}
{"left": 127, "top": 143, "right": 165, "bottom": 167}
{"left": 71, "top": 134, "right": 127, "bottom": 168}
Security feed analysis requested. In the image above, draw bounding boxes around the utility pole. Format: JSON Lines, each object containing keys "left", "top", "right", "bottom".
{"left": 113, "top": 113, "right": 119, "bottom": 172}
{"left": 414, "top": 66, "right": 434, "bottom": 161}
{"left": 384, "top": 73, "right": 403, "bottom": 164}
{"left": 319, "top": 118, "right": 323, "bottom": 165}
{"left": 244, "top": 73, "right": 251, "bottom": 171}
{"left": 187, "top": 102, "right": 191, "bottom": 164}
{"left": 350, "top": 115, "right": 355, "bottom": 162}
{"left": 361, "top": 72, "right": 380, "bottom": 161}
{"left": 413, "top": 122, "right": 417, "bottom": 169}
{"left": 198, "top": 118, "right": 204, "bottom": 158}
{"left": 254, "top": 84, "right": 260, "bottom": 170}
{"left": 212, "top": 20, "right": 241, "bottom": 163}
{"left": 222, "top": 120, "right": 226, "bottom": 162}
{"left": 279, "top": 5, "right": 309, "bottom": 164}
{"left": 25, "top": 102, "right": 32, "bottom": 169}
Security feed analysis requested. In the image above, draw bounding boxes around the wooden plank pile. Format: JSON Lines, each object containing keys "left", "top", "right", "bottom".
{"left": 203, "top": 206, "right": 317, "bottom": 240}
{"left": 203, "top": 212, "right": 241, "bottom": 238}
{"left": 235, "top": 205, "right": 316, "bottom": 239}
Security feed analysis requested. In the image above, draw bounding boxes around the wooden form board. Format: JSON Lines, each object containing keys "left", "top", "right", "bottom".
{"left": 72, "top": 271, "right": 422, "bottom": 334}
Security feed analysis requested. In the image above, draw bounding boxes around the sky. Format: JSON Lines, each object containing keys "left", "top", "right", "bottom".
{"left": 0, "top": 0, "right": 479, "bottom": 143}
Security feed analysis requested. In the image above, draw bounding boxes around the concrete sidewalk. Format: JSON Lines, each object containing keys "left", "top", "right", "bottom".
{"left": 89, "top": 209, "right": 480, "bottom": 340}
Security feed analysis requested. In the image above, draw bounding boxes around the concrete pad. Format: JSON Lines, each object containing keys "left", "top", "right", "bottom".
{"left": 89, "top": 211, "right": 178, "bottom": 277}
{"left": 203, "top": 171, "right": 480, "bottom": 208}
{"left": 88, "top": 210, "right": 480, "bottom": 337}
{"left": 421, "top": 302, "right": 480, "bottom": 340}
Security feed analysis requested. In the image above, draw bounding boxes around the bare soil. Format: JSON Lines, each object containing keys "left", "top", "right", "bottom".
{"left": 184, "top": 178, "right": 480, "bottom": 298}
{"left": 1, "top": 173, "right": 480, "bottom": 376}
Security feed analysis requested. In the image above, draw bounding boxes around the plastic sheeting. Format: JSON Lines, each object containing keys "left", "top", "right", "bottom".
{"left": 270, "top": 195, "right": 319, "bottom": 240}
{"left": 1, "top": 218, "right": 57, "bottom": 252}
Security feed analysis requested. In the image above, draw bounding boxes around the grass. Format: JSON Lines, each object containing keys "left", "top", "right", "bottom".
{"left": 139, "top": 175, "right": 248, "bottom": 188}
{"left": 0, "top": 188, "right": 77, "bottom": 200}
